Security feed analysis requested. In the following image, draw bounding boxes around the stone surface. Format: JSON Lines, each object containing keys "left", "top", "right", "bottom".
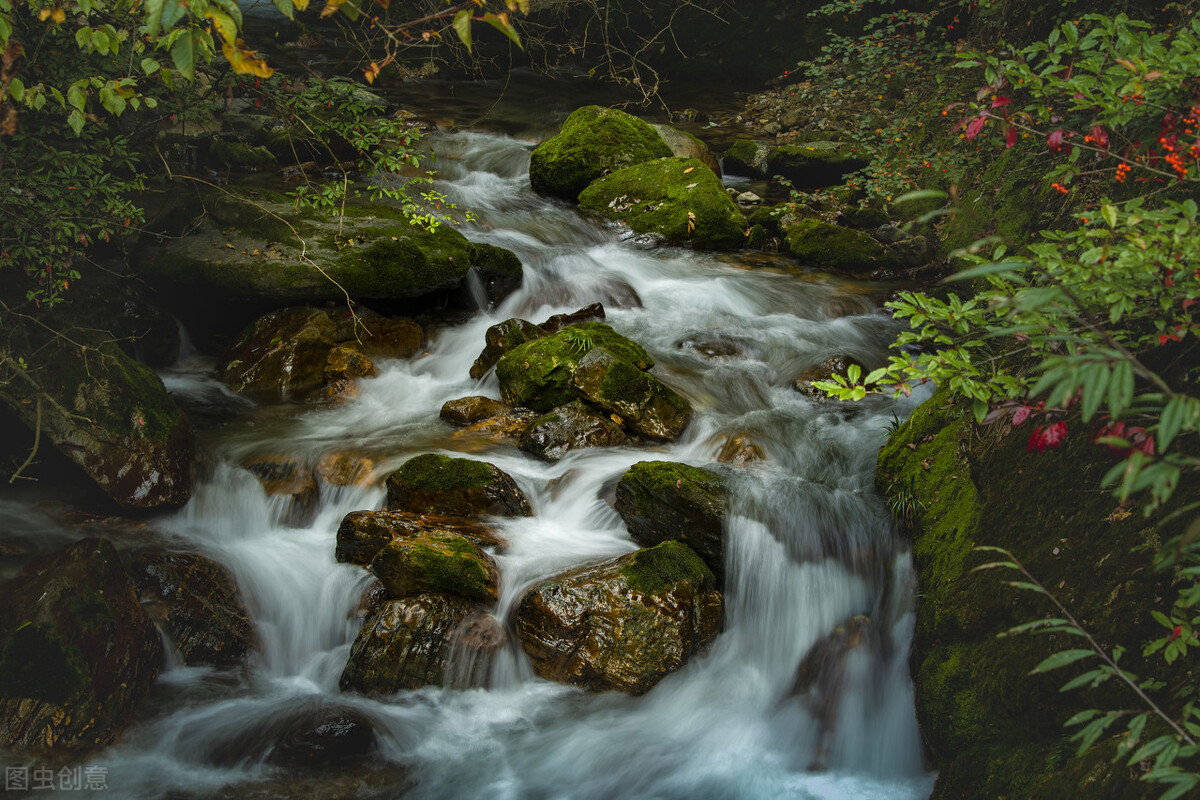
{"left": 384, "top": 454, "right": 532, "bottom": 517}
{"left": 716, "top": 435, "right": 765, "bottom": 466}
{"left": 469, "top": 318, "right": 546, "bottom": 381}
{"left": 324, "top": 345, "right": 377, "bottom": 382}
{"left": 537, "top": 302, "right": 606, "bottom": 334}
{"left": 578, "top": 157, "right": 747, "bottom": 250}
{"left": 336, "top": 509, "right": 504, "bottom": 567}
{"left": 218, "top": 307, "right": 341, "bottom": 400}
{"left": 570, "top": 348, "right": 693, "bottom": 441}
{"left": 130, "top": 549, "right": 255, "bottom": 667}
{"left": 0, "top": 538, "right": 162, "bottom": 753}
{"left": 514, "top": 542, "right": 722, "bottom": 695}
{"left": 784, "top": 218, "right": 895, "bottom": 273}
{"left": 448, "top": 410, "right": 539, "bottom": 453}
{"left": 440, "top": 396, "right": 512, "bottom": 427}
{"left": 722, "top": 139, "right": 769, "bottom": 177}
{"left": 650, "top": 123, "right": 722, "bottom": 175}
{"left": 519, "top": 402, "right": 628, "bottom": 462}
{"left": 613, "top": 461, "right": 728, "bottom": 581}
{"left": 243, "top": 454, "right": 320, "bottom": 528}
{"left": 765, "top": 141, "right": 868, "bottom": 189}
{"left": 315, "top": 452, "right": 376, "bottom": 487}
{"left": 204, "top": 702, "right": 378, "bottom": 770}
{"left": 340, "top": 595, "right": 506, "bottom": 694}
{"left": 370, "top": 530, "right": 500, "bottom": 603}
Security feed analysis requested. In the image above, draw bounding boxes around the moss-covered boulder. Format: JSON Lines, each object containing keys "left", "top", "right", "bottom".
{"left": 529, "top": 105, "right": 673, "bottom": 201}
{"left": 467, "top": 242, "right": 525, "bottom": 307}
{"left": 0, "top": 322, "right": 194, "bottom": 510}
{"left": 384, "top": 454, "right": 532, "bottom": 518}
{"left": 570, "top": 348, "right": 692, "bottom": 441}
{"left": 369, "top": 531, "right": 499, "bottom": 604}
{"left": 0, "top": 538, "right": 162, "bottom": 753}
{"left": 784, "top": 218, "right": 895, "bottom": 273}
{"left": 515, "top": 541, "right": 722, "bottom": 695}
{"left": 470, "top": 318, "right": 546, "bottom": 381}
{"left": 722, "top": 138, "right": 769, "bottom": 178}
{"left": 210, "top": 139, "right": 277, "bottom": 170}
{"left": 324, "top": 345, "right": 377, "bottom": 382}
{"left": 519, "top": 402, "right": 628, "bottom": 462}
{"left": 578, "top": 157, "right": 746, "bottom": 250}
{"left": 440, "top": 396, "right": 512, "bottom": 427}
{"left": 336, "top": 510, "right": 504, "bottom": 567}
{"left": 650, "top": 123, "right": 721, "bottom": 175}
{"left": 765, "top": 141, "right": 868, "bottom": 189}
{"left": 136, "top": 191, "right": 521, "bottom": 308}
{"left": 613, "top": 461, "right": 727, "bottom": 581}
{"left": 340, "top": 595, "right": 505, "bottom": 694}
{"left": 879, "top": 386, "right": 1191, "bottom": 798}
{"left": 495, "top": 322, "right": 653, "bottom": 412}
{"left": 130, "top": 549, "right": 256, "bottom": 668}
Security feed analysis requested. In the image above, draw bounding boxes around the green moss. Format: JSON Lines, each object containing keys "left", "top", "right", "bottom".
{"left": 0, "top": 622, "right": 88, "bottom": 703}
{"left": 745, "top": 224, "right": 771, "bottom": 249}
{"left": 578, "top": 157, "right": 746, "bottom": 250}
{"left": 622, "top": 461, "right": 726, "bottom": 520}
{"left": 784, "top": 217, "right": 893, "bottom": 272}
{"left": 747, "top": 204, "right": 788, "bottom": 235}
{"left": 210, "top": 140, "right": 276, "bottom": 169}
{"left": 407, "top": 535, "right": 494, "bottom": 602}
{"left": 765, "top": 141, "right": 869, "bottom": 189}
{"left": 722, "top": 139, "right": 767, "bottom": 176}
{"left": 206, "top": 192, "right": 299, "bottom": 244}
{"left": 529, "top": 105, "right": 673, "bottom": 201}
{"left": 391, "top": 454, "right": 494, "bottom": 492}
{"left": 621, "top": 541, "right": 715, "bottom": 596}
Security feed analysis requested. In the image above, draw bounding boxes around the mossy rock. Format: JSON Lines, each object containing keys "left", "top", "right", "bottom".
{"left": 650, "top": 123, "right": 721, "bottom": 175}
{"left": 765, "top": 141, "right": 868, "bottom": 189}
{"left": 495, "top": 322, "right": 653, "bottom": 413}
{"left": 529, "top": 105, "right": 673, "bottom": 201}
{"left": 837, "top": 205, "right": 890, "bottom": 230}
{"left": 747, "top": 203, "right": 791, "bottom": 235}
{"left": 470, "top": 318, "right": 546, "bottom": 381}
{"left": 613, "top": 461, "right": 727, "bottom": 582}
{"left": 514, "top": 541, "right": 722, "bottom": 695}
{"left": 384, "top": 454, "right": 532, "bottom": 518}
{"left": 335, "top": 509, "right": 505, "bottom": 567}
{"left": 578, "top": 157, "right": 746, "bottom": 250}
{"left": 722, "top": 138, "right": 769, "bottom": 178}
{"left": 784, "top": 218, "right": 895, "bottom": 273}
{"left": 440, "top": 396, "right": 512, "bottom": 427}
{"left": 570, "top": 347, "right": 693, "bottom": 441}
{"left": 745, "top": 224, "right": 772, "bottom": 249}
{"left": 519, "top": 401, "right": 627, "bottom": 462}
{"left": 210, "top": 139, "right": 277, "bottom": 170}
{"left": 467, "top": 242, "right": 524, "bottom": 307}
{"left": 370, "top": 531, "right": 499, "bottom": 603}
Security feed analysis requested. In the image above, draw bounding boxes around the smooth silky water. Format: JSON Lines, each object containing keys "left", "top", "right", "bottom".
{"left": 31, "top": 107, "right": 935, "bottom": 799}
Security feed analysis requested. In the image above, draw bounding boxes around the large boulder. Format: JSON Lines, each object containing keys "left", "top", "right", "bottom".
{"left": 439, "top": 396, "right": 512, "bottom": 427}
{"left": 495, "top": 322, "right": 653, "bottom": 413}
{"left": 137, "top": 192, "right": 522, "bottom": 308}
{"left": 765, "top": 141, "right": 868, "bottom": 189}
{"left": 130, "top": 549, "right": 255, "bottom": 667}
{"left": 722, "top": 139, "right": 769, "bottom": 178}
{"left": 520, "top": 402, "right": 627, "bottom": 462}
{"left": 578, "top": 157, "right": 746, "bottom": 250}
{"left": 614, "top": 461, "right": 728, "bottom": 582}
{"left": 529, "top": 106, "right": 672, "bottom": 201}
{"left": 0, "top": 538, "right": 162, "bottom": 753}
{"left": 571, "top": 348, "right": 693, "bottom": 441}
{"left": 0, "top": 323, "right": 194, "bottom": 511}
{"left": 336, "top": 510, "right": 504, "bottom": 567}
{"left": 340, "top": 595, "right": 505, "bottom": 694}
{"left": 515, "top": 541, "right": 722, "bottom": 695}
{"left": 784, "top": 218, "right": 896, "bottom": 273}
{"left": 650, "top": 124, "right": 721, "bottom": 175}
{"left": 369, "top": 531, "right": 500, "bottom": 604}
{"left": 384, "top": 454, "right": 532, "bottom": 517}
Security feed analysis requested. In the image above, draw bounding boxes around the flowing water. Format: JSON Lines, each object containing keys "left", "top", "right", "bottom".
{"left": 20, "top": 94, "right": 935, "bottom": 798}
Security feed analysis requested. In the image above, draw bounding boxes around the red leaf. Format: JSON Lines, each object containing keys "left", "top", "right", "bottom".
{"left": 1047, "top": 129, "right": 1065, "bottom": 153}
{"left": 1089, "top": 124, "right": 1109, "bottom": 149}
{"left": 1006, "top": 125, "right": 1018, "bottom": 149}
{"left": 1011, "top": 406, "right": 1031, "bottom": 426}
{"left": 965, "top": 116, "right": 986, "bottom": 140}
{"left": 991, "top": 96, "right": 1012, "bottom": 108}
{"left": 1027, "top": 421, "right": 1068, "bottom": 453}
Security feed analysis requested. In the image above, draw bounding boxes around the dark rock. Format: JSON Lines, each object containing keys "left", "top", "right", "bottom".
{"left": 370, "top": 531, "right": 499, "bottom": 603}
{"left": 722, "top": 139, "right": 769, "bottom": 178}
{"left": 519, "top": 402, "right": 628, "bottom": 462}
{"left": 765, "top": 141, "right": 868, "bottom": 190}
{"left": 469, "top": 318, "right": 546, "bottom": 381}
{"left": 838, "top": 206, "right": 890, "bottom": 230}
{"left": 130, "top": 549, "right": 255, "bottom": 667}
{"left": 570, "top": 348, "right": 692, "bottom": 441}
{"left": 243, "top": 454, "right": 320, "bottom": 528}
{"left": 537, "top": 302, "right": 606, "bottom": 334}
{"left": 676, "top": 334, "right": 743, "bottom": 359}
{"left": 204, "top": 702, "right": 377, "bottom": 770}
{"left": 0, "top": 538, "right": 162, "bottom": 753}
{"left": 218, "top": 307, "right": 340, "bottom": 400}
{"left": 650, "top": 123, "right": 722, "bottom": 175}
{"left": 440, "top": 396, "right": 511, "bottom": 427}
{"left": 340, "top": 595, "right": 505, "bottom": 693}
{"left": 613, "top": 461, "right": 728, "bottom": 582}
{"left": 514, "top": 542, "right": 722, "bottom": 695}
{"left": 784, "top": 218, "right": 895, "bottom": 273}
{"left": 792, "top": 356, "right": 865, "bottom": 398}
{"left": 468, "top": 243, "right": 524, "bottom": 307}
{"left": 885, "top": 234, "right": 933, "bottom": 268}
{"left": 384, "top": 454, "right": 532, "bottom": 517}
{"left": 351, "top": 313, "right": 423, "bottom": 361}
{"left": 336, "top": 510, "right": 504, "bottom": 567}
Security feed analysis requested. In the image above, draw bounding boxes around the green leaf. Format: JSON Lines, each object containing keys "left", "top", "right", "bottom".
{"left": 481, "top": 12, "right": 523, "bottom": 48}
{"left": 1101, "top": 203, "right": 1118, "bottom": 228}
{"left": 453, "top": 9, "right": 473, "bottom": 52}
{"left": 1159, "top": 395, "right": 1187, "bottom": 451}
{"left": 67, "top": 108, "right": 85, "bottom": 136}
{"left": 66, "top": 84, "right": 86, "bottom": 111}
{"left": 272, "top": 0, "right": 295, "bottom": 20}
{"left": 943, "top": 258, "right": 1028, "bottom": 283}
{"left": 171, "top": 32, "right": 195, "bottom": 80}
{"left": 1031, "top": 649, "right": 1095, "bottom": 673}
{"left": 145, "top": 0, "right": 165, "bottom": 37}
{"left": 141, "top": 57, "right": 159, "bottom": 75}
{"left": 6, "top": 76, "right": 23, "bottom": 102}
{"left": 1081, "top": 361, "right": 1109, "bottom": 421}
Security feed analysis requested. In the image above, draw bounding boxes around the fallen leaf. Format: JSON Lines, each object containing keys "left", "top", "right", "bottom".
{"left": 683, "top": 166, "right": 694, "bottom": 173}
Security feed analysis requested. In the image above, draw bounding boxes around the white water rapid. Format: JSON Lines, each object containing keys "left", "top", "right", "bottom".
{"left": 58, "top": 122, "right": 934, "bottom": 799}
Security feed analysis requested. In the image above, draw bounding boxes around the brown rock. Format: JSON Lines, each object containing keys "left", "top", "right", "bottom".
{"left": 440, "top": 396, "right": 512, "bottom": 427}
{"left": 218, "top": 307, "right": 340, "bottom": 400}
{"left": 537, "top": 302, "right": 606, "bottom": 334}
{"left": 353, "top": 314, "right": 423, "bottom": 360}
{"left": 315, "top": 452, "right": 376, "bottom": 487}
{"left": 336, "top": 510, "right": 505, "bottom": 567}
{"left": 448, "top": 410, "right": 538, "bottom": 452}
{"left": 243, "top": 454, "right": 320, "bottom": 527}
{"left": 469, "top": 318, "right": 545, "bottom": 380}
{"left": 324, "top": 345, "right": 378, "bottom": 382}
{"left": 370, "top": 531, "right": 499, "bottom": 603}
{"left": 519, "top": 402, "right": 627, "bottom": 462}
{"left": 570, "top": 348, "right": 693, "bottom": 441}
{"left": 384, "top": 454, "right": 532, "bottom": 518}
{"left": 716, "top": 435, "right": 765, "bottom": 466}
{"left": 792, "top": 355, "right": 865, "bottom": 398}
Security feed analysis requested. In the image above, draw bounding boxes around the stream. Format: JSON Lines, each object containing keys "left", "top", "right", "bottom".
{"left": 19, "top": 77, "right": 935, "bottom": 799}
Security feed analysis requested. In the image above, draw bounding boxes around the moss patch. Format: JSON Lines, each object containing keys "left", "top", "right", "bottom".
{"left": 784, "top": 217, "right": 894, "bottom": 273}
{"left": 621, "top": 541, "right": 715, "bottom": 596}
{"left": 390, "top": 454, "right": 495, "bottom": 492}
{"left": 765, "top": 141, "right": 869, "bottom": 189}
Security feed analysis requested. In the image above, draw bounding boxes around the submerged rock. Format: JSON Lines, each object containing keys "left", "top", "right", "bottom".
{"left": 384, "top": 454, "right": 532, "bottom": 517}
{"left": 520, "top": 402, "right": 628, "bottom": 462}
{"left": 448, "top": 409, "right": 539, "bottom": 452}
{"left": 613, "top": 461, "right": 728, "bottom": 581}
{"left": 370, "top": 530, "right": 500, "bottom": 603}
{"left": 204, "top": 701, "right": 378, "bottom": 770}
{"left": 130, "top": 549, "right": 255, "bottom": 667}
{"left": 515, "top": 542, "right": 722, "bottom": 695}
{"left": 336, "top": 509, "right": 504, "bottom": 567}
{"left": 315, "top": 451, "right": 376, "bottom": 487}
{"left": 243, "top": 454, "right": 320, "bottom": 528}
{"left": 0, "top": 538, "right": 162, "bottom": 753}
{"left": 571, "top": 348, "right": 692, "bottom": 441}
{"left": 529, "top": 105, "right": 673, "bottom": 201}
{"left": 715, "top": 434, "right": 765, "bottom": 466}
{"left": 577, "top": 157, "right": 747, "bottom": 250}
{"left": 340, "top": 595, "right": 506, "bottom": 693}
{"left": 792, "top": 355, "right": 866, "bottom": 398}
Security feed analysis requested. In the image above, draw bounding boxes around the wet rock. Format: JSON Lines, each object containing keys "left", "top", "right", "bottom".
{"left": 837, "top": 205, "right": 890, "bottom": 230}
{"left": 496, "top": 323, "right": 653, "bottom": 413}
{"left": 210, "top": 139, "right": 276, "bottom": 170}
{"left": 716, "top": 435, "right": 765, "bottom": 466}
{"left": 765, "top": 141, "right": 868, "bottom": 190}
{"left": 324, "top": 345, "right": 377, "bottom": 382}
{"left": 469, "top": 318, "right": 546, "bottom": 381}
{"left": 468, "top": 242, "right": 525, "bottom": 307}
{"left": 885, "top": 234, "right": 933, "bottom": 269}
{"left": 537, "top": 302, "right": 606, "bottom": 334}
{"left": 577, "top": 157, "right": 747, "bottom": 250}
{"left": 205, "top": 702, "right": 378, "bottom": 770}
{"left": 613, "top": 461, "right": 728, "bottom": 582}
{"left": 351, "top": 313, "right": 423, "bottom": 361}
{"left": 370, "top": 530, "right": 499, "bottom": 603}
{"left": 514, "top": 542, "right": 722, "bottom": 695}
{"left": 130, "top": 549, "right": 255, "bottom": 667}
{"left": 356, "top": 579, "right": 394, "bottom": 620}
{"left": 676, "top": 334, "right": 743, "bottom": 359}
{"left": 871, "top": 223, "right": 909, "bottom": 244}
{"left": 440, "top": 396, "right": 512, "bottom": 427}
{"left": 0, "top": 538, "right": 162, "bottom": 753}
{"left": 571, "top": 348, "right": 692, "bottom": 442}
{"left": 315, "top": 451, "right": 375, "bottom": 487}
{"left": 218, "top": 307, "right": 340, "bottom": 400}
{"left": 529, "top": 105, "right": 673, "bottom": 201}
{"left": 736, "top": 191, "right": 763, "bottom": 207}
{"left": 784, "top": 218, "right": 895, "bottom": 274}
{"left": 243, "top": 454, "right": 320, "bottom": 528}
{"left": 448, "top": 410, "right": 538, "bottom": 452}
{"left": 519, "top": 402, "right": 628, "bottom": 462}
{"left": 0, "top": 318, "right": 194, "bottom": 511}
{"left": 336, "top": 509, "right": 505, "bottom": 567}
{"left": 792, "top": 356, "right": 865, "bottom": 398}
{"left": 650, "top": 123, "right": 722, "bottom": 175}
{"left": 340, "top": 595, "right": 506, "bottom": 693}
{"left": 722, "top": 139, "right": 769, "bottom": 178}
{"left": 384, "top": 454, "right": 532, "bottom": 518}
